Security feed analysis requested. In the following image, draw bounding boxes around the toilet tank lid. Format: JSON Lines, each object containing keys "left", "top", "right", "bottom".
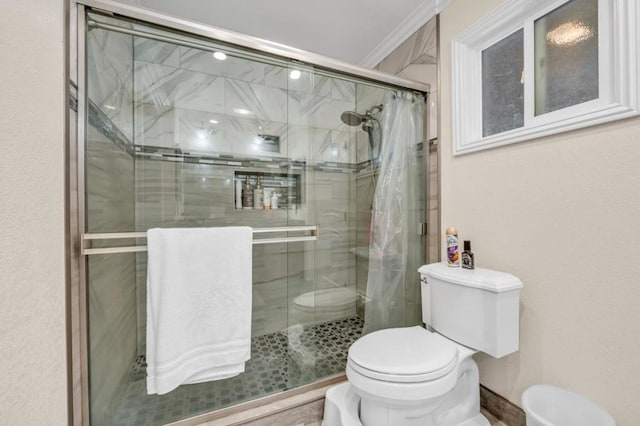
{"left": 419, "top": 263, "right": 523, "bottom": 293}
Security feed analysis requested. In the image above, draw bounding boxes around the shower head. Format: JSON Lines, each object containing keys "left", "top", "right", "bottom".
{"left": 341, "top": 104, "right": 384, "bottom": 162}
{"left": 340, "top": 111, "right": 367, "bottom": 126}
{"left": 361, "top": 120, "right": 374, "bottom": 132}
{"left": 340, "top": 104, "right": 384, "bottom": 127}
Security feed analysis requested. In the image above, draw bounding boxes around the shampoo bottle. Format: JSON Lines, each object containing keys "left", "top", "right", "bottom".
{"left": 253, "top": 176, "right": 264, "bottom": 209}
{"left": 263, "top": 188, "right": 271, "bottom": 210}
{"left": 242, "top": 176, "right": 253, "bottom": 209}
{"left": 235, "top": 179, "right": 243, "bottom": 209}
{"left": 446, "top": 226, "right": 460, "bottom": 267}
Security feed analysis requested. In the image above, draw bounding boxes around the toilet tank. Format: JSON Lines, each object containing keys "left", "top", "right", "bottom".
{"left": 418, "top": 263, "right": 523, "bottom": 358}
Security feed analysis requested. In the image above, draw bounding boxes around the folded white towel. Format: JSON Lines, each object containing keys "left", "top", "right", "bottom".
{"left": 146, "top": 226, "right": 253, "bottom": 395}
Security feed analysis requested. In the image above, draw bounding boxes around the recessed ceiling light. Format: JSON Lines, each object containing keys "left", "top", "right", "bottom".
{"left": 289, "top": 69, "right": 302, "bottom": 80}
{"left": 233, "top": 108, "right": 251, "bottom": 115}
{"left": 208, "top": 119, "right": 219, "bottom": 124}
{"left": 213, "top": 51, "right": 227, "bottom": 60}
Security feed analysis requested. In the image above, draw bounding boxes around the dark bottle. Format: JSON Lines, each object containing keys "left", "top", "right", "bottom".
{"left": 242, "top": 176, "right": 254, "bottom": 209}
{"left": 461, "top": 240, "right": 475, "bottom": 270}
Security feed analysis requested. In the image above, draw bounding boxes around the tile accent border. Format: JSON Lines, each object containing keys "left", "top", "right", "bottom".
{"left": 89, "top": 88, "right": 426, "bottom": 176}
{"left": 89, "top": 97, "right": 365, "bottom": 175}
{"left": 480, "top": 384, "right": 526, "bottom": 426}
{"left": 88, "top": 99, "right": 135, "bottom": 156}
{"left": 135, "top": 144, "right": 358, "bottom": 175}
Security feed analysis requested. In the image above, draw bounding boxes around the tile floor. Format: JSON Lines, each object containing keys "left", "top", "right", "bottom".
{"left": 104, "top": 316, "right": 363, "bottom": 426}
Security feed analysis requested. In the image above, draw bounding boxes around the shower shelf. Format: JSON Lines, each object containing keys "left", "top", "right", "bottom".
{"left": 234, "top": 170, "right": 301, "bottom": 210}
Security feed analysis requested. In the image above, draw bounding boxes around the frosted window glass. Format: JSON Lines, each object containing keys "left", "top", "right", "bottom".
{"left": 482, "top": 29, "right": 524, "bottom": 137}
{"left": 535, "top": 0, "right": 598, "bottom": 115}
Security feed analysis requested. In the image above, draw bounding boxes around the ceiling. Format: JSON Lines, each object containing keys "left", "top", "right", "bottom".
{"left": 111, "top": 0, "right": 447, "bottom": 67}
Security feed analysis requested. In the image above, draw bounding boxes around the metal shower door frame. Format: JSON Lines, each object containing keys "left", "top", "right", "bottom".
{"left": 67, "top": 1, "right": 431, "bottom": 424}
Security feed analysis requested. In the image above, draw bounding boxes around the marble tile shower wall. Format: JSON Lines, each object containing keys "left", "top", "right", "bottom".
{"left": 86, "top": 23, "right": 137, "bottom": 425}
{"left": 133, "top": 38, "right": 358, "bottom": 164}
{"left": 87, "top": 25, "right": 134, "bottom": 143}
{"left": 131, "top": 37, "right": 363, "bottom": 353}
{"left": 355, "top": 84, "right": 394, "bottom": 164}
{"left": 374, "top": 18, "right": 437, "bottom": 76}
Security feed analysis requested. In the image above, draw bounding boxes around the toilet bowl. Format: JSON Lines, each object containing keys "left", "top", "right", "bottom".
{"left": 323, "top": 263, "right": 523, "bottom": 426}
{"left": 342, "top": 326, "right": 487, "bottom": 426}
{"left": 347, "top": 327, "right": 459, "bottom": 406}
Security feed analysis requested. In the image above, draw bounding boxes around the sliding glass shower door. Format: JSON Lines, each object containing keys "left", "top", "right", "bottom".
{"left": 82, "top": 9, "right": 425, "bottom": 426}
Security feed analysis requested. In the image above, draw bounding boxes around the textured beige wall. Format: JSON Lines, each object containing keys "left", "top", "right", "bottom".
{"left": 440, "top": 1, "right": 640, "bottom": 424}
{"left": 0, "top": 1, "right": 68, "bottom": 424}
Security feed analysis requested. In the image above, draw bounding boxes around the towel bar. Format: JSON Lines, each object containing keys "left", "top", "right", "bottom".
{"left": 80, "top": 226, "right": 318, "bottom": 256}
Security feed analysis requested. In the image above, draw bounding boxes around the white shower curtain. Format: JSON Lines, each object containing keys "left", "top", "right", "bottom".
{"left": 363, "top": 91, "right": 425, "bottom": 334}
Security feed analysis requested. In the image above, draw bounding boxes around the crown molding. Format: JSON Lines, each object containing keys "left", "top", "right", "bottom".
{"left": 359, "top": 0, "right": 451, "bottom": 68}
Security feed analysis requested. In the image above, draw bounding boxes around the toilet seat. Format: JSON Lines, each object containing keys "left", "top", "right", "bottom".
{"left": 347, "top": 326, "right": 458, "bottom": 383}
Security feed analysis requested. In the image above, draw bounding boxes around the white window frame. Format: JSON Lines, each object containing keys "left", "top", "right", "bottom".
{"left": 451, "top": 0, "right": 640, "bottom": 155}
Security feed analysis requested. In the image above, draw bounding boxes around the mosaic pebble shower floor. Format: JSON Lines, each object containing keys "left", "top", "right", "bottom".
{"left": 107, "top": 316, "right": 364, "bottom": 426}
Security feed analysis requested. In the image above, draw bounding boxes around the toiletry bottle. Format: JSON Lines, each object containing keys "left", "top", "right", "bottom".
{"left": 461, "top": 240, "right": 475, "bottom": 270}
{"left": 253, "top": 176, "right": 264, "bottom": 209}
{"left": 271, "top": 191, "right": 278, "bottom": 210}
{"left": 263, "top": 188, "right": 271, "bottom": 210}
{"left": 242, "top": 176, "right": 253, "bottom": 209}
{"left": 446, "top": 226, "right": 460, "bottom": 267}
{"left": 235, "top": 178, "right": 243, "bottom": 209}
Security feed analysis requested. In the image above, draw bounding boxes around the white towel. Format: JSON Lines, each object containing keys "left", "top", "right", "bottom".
{"left": 146, "top": 226, "right": 252, "bottom": 395}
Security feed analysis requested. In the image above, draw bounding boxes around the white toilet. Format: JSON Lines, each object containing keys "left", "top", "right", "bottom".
{"left": 323, "top": 262, "right": 523, "bottom": 426}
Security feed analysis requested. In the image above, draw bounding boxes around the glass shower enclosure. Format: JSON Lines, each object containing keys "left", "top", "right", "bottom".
{"left": 75, "top": 4, "right": 428, "bottom": 425}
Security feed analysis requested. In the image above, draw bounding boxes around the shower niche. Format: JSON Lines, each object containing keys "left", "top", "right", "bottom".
{"left": 234, "top": 170, "right": 301, "bottom": 210}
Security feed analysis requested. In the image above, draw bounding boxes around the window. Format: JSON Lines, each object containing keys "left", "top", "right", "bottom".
{"left": 482, "top": 29, "right": 524, "bottom": 137}
{"left": 534, "top": 0, "right": 599, "bottom": 115}
{"left": 452, "top": 0, "right": 640, "bottom": 155}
